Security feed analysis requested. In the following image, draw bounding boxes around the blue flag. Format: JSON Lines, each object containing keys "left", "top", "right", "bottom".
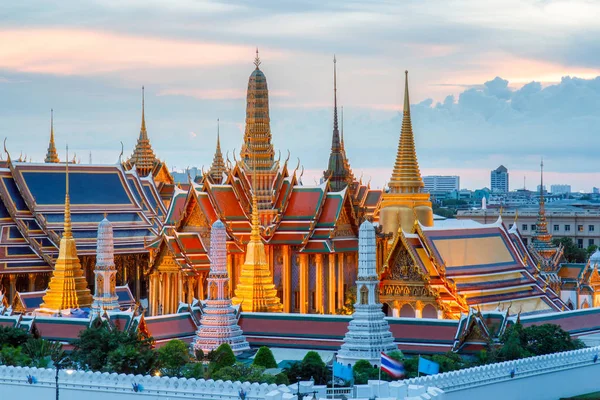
{"left": 418, "top": 357, "right": 439, "bottom": 376}
{"left": 333, "top": 361, "right": 353, "bottom": 381}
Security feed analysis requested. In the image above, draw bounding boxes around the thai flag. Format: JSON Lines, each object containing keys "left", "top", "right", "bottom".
{"left": 380, "top": 352, "right": 405, "bottom": 378}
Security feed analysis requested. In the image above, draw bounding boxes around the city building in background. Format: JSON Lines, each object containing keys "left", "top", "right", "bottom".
{"left": 490, "top": 165, "right": 509, "bottom": 193}
{"left": 551, "top": 184, "right": 572, "bottom": 195}
{"left": 423, "top": 175, "right": 460, "bottom": 193}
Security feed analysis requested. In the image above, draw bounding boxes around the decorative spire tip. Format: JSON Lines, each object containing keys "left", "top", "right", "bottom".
{"left": 254, "top": 48, "right": 261, "bottom": 69}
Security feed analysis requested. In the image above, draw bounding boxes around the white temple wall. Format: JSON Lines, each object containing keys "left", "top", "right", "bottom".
{"left": 561, "top": 290, "right": 577, "bottom": 309}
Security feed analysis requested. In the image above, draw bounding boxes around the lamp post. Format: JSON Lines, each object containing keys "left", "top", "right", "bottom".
{"left": 294, "top": 377, "right": 318, "bottom": 400}
{"left": 54, "top": 356, "right": 74, "bottom": 400}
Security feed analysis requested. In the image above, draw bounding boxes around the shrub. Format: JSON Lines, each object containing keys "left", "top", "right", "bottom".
{"left": 253, "top": 346, "right": 277, "bottom": 369}
{"left": 210, "top": 343, "right": 236, "bottom": 372}
{"left": 157, "top": 340, "right": 191, "bottom": 377}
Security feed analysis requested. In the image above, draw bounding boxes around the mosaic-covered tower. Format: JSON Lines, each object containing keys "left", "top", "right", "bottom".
{"left": 337, "top": 220, "right": 396, "bottom": 366}
{"left": 91, "top": 217, "right": 119, "bottom": 312}
{"left": 193, "top": 220, "right": 250, "bottom": 356}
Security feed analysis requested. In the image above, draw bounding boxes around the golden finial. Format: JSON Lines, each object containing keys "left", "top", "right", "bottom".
{"left": 254, "top": 47, "right": 261, "bottom": 69}
{"left": 217, "top": 118, "right": 220, "bottom": 149}
{"left": 514, "top": 209, "right": 519, "bottom": 223}
{"left": 64, "top": 145, "right": 72, "bottom": 239}
{"left": 141, "top": 86, "right": 146, "bottom": 133}
{"left": 404, "top": 70, "right": 410, "bottom": 113}
{"left": 499, "top": 206, "right": 504, "bottom": 216}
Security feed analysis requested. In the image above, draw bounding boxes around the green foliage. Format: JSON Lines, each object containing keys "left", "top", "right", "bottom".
{"left": 22, "top": 338, "right": 63, "bottom": 368}
{"left": 0, "top": 346, "right": 31, "bottom": 367}
{"left": 194, "top": 348, "right": 204, "bottom": 362}
{"left": 286, "top": 351, "right": 328, "bottom": 385}
{"left": 70, "top": 319, "right": 155, "bottom": 374}
{"left": 553, "top": 237, "right": 587, "bottom": 263}
{"left": 182, "top": 362, "right": 206, "bottom": 379}
{"left": 523, "top": 324, "right": 585, "bottom": 356}
{"left": 209, "top": 343, "right": 236, "bottom": 373}
{"left": 212, "top": 363, "right": 277, "bottom": 384}
{"left": 274, "top": 372, "right": 289, "bottom": 385}
{"left": 338, "top": 286, "right": 356, "bottom": 315}
{"left": 0, "top": 326, "right": 30, "bottom": 348}
{"left": 253, "top": 346, "right": 277, "bottom": 369}
{"left": 156, "top": 339, "right": 191, "bottom": 377}
{"left": 352, "top": 360, "right": 378, "bottom": 384}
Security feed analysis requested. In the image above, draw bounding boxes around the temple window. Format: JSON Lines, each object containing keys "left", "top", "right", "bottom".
{"left": 590, "top": 225, "right": 595, "bottom": 232}
{"left": 565, "top": 225, "right": 571, "bottom": 231}
{"left": 554, "top": 225, "right": 559, "bottom": 231}
{"left": 578, "top": 225, "right": 584, "bottom": 232}
{"left": 522, "top": 224, "right": 528, "bottom": 231}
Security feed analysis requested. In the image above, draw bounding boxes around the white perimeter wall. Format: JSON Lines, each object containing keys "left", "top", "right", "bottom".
{"left": 406, "top": 346, "right": 600, "bottom": 400}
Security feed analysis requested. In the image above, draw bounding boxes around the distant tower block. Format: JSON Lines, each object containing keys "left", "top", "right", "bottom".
{"left": 193, "top": 220, "right": 250, "bottom": 356}
{"left": 91, "top": 217, "right": 119, "bottom": 312}
{"left": 337, "top": 220, "right": 397, "bottom": 366}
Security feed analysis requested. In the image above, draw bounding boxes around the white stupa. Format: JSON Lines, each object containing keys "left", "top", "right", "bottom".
{"left": 91, "top": 217, "right": 120, "bottom": 312}
{"left": 192, "top": 220, "right": 250, "bottom": 356}
{"left": 337, "top": 220, "right": 397, "bottom": 366}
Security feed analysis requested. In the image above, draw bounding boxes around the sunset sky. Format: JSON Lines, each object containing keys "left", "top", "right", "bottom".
{"left": 1, "top": 0, "right": 599, "bottom": 191}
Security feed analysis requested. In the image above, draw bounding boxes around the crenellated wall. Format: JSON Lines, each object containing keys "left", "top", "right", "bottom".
{"left": 405, "top": 345, "right": 600, "bottom": 400}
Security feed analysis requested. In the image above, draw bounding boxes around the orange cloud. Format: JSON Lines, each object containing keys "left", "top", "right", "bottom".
{"left": 0, "top": 28, "right": 285, "bottom": 75}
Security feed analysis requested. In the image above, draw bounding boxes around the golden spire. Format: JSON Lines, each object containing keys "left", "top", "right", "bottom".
{"left": 208, "top": 118, "right": 226, "bottom": 183}
{"left": 39, "top": 146, "right": 92, "bottom": 312}
{"left": 127, "top": 86, "right": 158, "bottom": 176}
{"left": 232, "top": 138, "right": 282, "bottom": 313}
{"left": 388, "top": 71, "right": 424, "bottom": 194}
{"left": 45, "top": 109, "right": 60, "bottom": 163}
{"left": 240, "top": 50, "right": 275, "bottom": 175}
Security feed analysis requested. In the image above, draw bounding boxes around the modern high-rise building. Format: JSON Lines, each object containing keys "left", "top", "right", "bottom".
{"left": 551, "top": 184, "right": 571, "bottom": 195}
{"left": 423, "top": 175, "right": 460, "bottom": 192}
{"left": 490, "top": 165, "right": 509, "bottom": 193}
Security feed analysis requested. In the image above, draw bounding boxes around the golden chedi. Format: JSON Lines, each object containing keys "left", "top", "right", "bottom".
{"left": 232, "top": 154, "right": 283, "bottom": 312}
{"left": 380, "top": 71, "right": 433, "bottom": 236}
{"left": 39, "top": 153, "right": 92, "bottom": 312}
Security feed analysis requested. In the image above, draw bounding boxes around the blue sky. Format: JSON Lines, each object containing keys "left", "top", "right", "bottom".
{"left": 0, "top": 0, "right": 599, "bottom": 191}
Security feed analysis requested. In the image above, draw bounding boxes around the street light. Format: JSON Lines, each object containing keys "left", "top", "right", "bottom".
{"left": 54, "top": 355, "right": 74, "bottom": 400}
{"left": 295, "top": 377, "right": 318, "bottom": 400}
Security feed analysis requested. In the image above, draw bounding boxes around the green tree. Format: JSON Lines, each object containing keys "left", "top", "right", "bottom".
{"left": 212, "top": 363, "right": 277, "bottom": 384}
{"left": 352, "top": 360, "right": 378, "bottom": 384}
{"left": 253, "top": 346, "right": 277, "bottom": 369}
{"left": 0, "top": 326, "right": 30, "bottom": 348}
{"left": 338, "top": 286, "right": 356, "bottom": 315}
{"left": 107, "top": 344, "right": 156, "bottom": 375}
{"left": 553, "top": 237, "right": 587, "bottom": 263}
{"left": 209, "top": 343, "right": 236, "bottom": 373}
{"left": 286, "top": 351, "right": 328, "bottom": 384}
{"left": 22, "top": 338, "right": 62, "bottom": 368}
{"left": 523, "top": 324, "right": 585, "bottom": 356}
{"left": 157, "top": 340, "right": 191, "bottom": 377}
{"left": 0, "top": 346, "right": 31, "bottom": 367}
{"left": 70, "top": 318, "right": 155, "bottom": 374}
{"left": 182, "top": 362, "right": 206, "bottom": 379}
{"left": 498, "top": 322, "right": 530, "bottom": 361}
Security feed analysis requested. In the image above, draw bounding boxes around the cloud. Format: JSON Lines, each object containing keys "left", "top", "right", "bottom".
{"left": 0, "top": 29, "right": 286, "bottom": 76}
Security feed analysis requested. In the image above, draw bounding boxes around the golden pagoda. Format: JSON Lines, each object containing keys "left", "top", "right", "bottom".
{"left": 207, "top": 119, "right": 226, "bottom": 184}
{"left": 44, "top": 109, "right": 60, "bottom": 163}
{"left": 232, "top": 150, "right": 283, "bottom": 312}
{"left": 379, "top": 70, "right": 433, "bottom": 235}
{"left": 39, "top": 149, "right": 93, "bottom": 311}
{"left": 125, "top": 87, "right": 158, "bottom": 177}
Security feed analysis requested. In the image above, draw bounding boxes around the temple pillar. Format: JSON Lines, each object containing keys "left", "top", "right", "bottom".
{"left": 415, "top": 301, "right": 423, "bottom": 319}
{"left": 163, "top": 273, "right": 169, "bottom": 314}
{"left": 392, "top": 301, "right": 400, "bottom": 318}
{"left": 178, "top": 273, "right": 183, "bottom": 307}
{"left": 299, "top": 253, "right": 309, "bottom": 314}
{"left": 267, "top": 245, "right": 274, "bottom": 277}
{"left": 187, "top": 277, "right": 194, "bottom": 304}
{"left": 158, "top": 273, "right": 164, "bottom": 315}
{"left": 227, "top": 253, "right": 233, "bottom": 297}
{"left": 282, "top": 245, "right": 292, "bottom": 313}
{"left": 328, "top": 253, "right": 336, "bottom": 314}
{"left": 337, "top": 252, "right": 345, "bottom": 310}
{"left": 8, "top": 274, "right": 16, "bottom": 302}
{"left": 122, "top": 263, "right": 128, "bottom": 286}
{"left": 135, "top": 263, "right": 141, "bottom": 302}
{"left": 197, "top": 274, "right": 204, "bottom": 300}
{"left": 28, "top": 273, "right": 36, "bottom": 292}
{"left": 315, "top": 254, "right": 324, "bottom": 314}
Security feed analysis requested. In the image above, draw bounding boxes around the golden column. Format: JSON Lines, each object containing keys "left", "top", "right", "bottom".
{"left": 28, "top": 273, "right": 36, "bottom": 292}
{"left": 299, "top": 254, "right": 309, "bottom": 314}
{"left": 282, "top": 245, "right": 292, "bottom": 313}
{"left": 8, "top": 274, "right": 16, "bottom": 304}
{"left": 39, "top": 150, "right": 93, "bottom": 311}
{"left": 227, "top": 253, "right": 233, "bottom": 297}
{"left": 328, "top": 253, "right": 336, "bottom": 313}
{"left": 337, "top": 253, "right": 345, "bottom": 310}
{"left": 158, "top": 273, "right": 164, "bottom": 315}
{"left": 315, "top": 254, "right": 324, "bottom": 314}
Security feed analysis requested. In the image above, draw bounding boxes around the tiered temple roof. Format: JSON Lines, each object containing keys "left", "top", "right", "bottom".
{"left": 207, "top": 120, "right": 226, "bottom": 184}
{"left": 44, "top": 110, "right": 59, "bottom": 164}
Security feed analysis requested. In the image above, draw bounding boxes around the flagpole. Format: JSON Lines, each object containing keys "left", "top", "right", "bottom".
{"left": 378, "top": 363, "right": 381, "bottom": 398}
{"left": 418, "top": 355, "right": 420, "bottom": 378}
{"left": 331, "top": 352, "right": 335, "bottom": 399}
